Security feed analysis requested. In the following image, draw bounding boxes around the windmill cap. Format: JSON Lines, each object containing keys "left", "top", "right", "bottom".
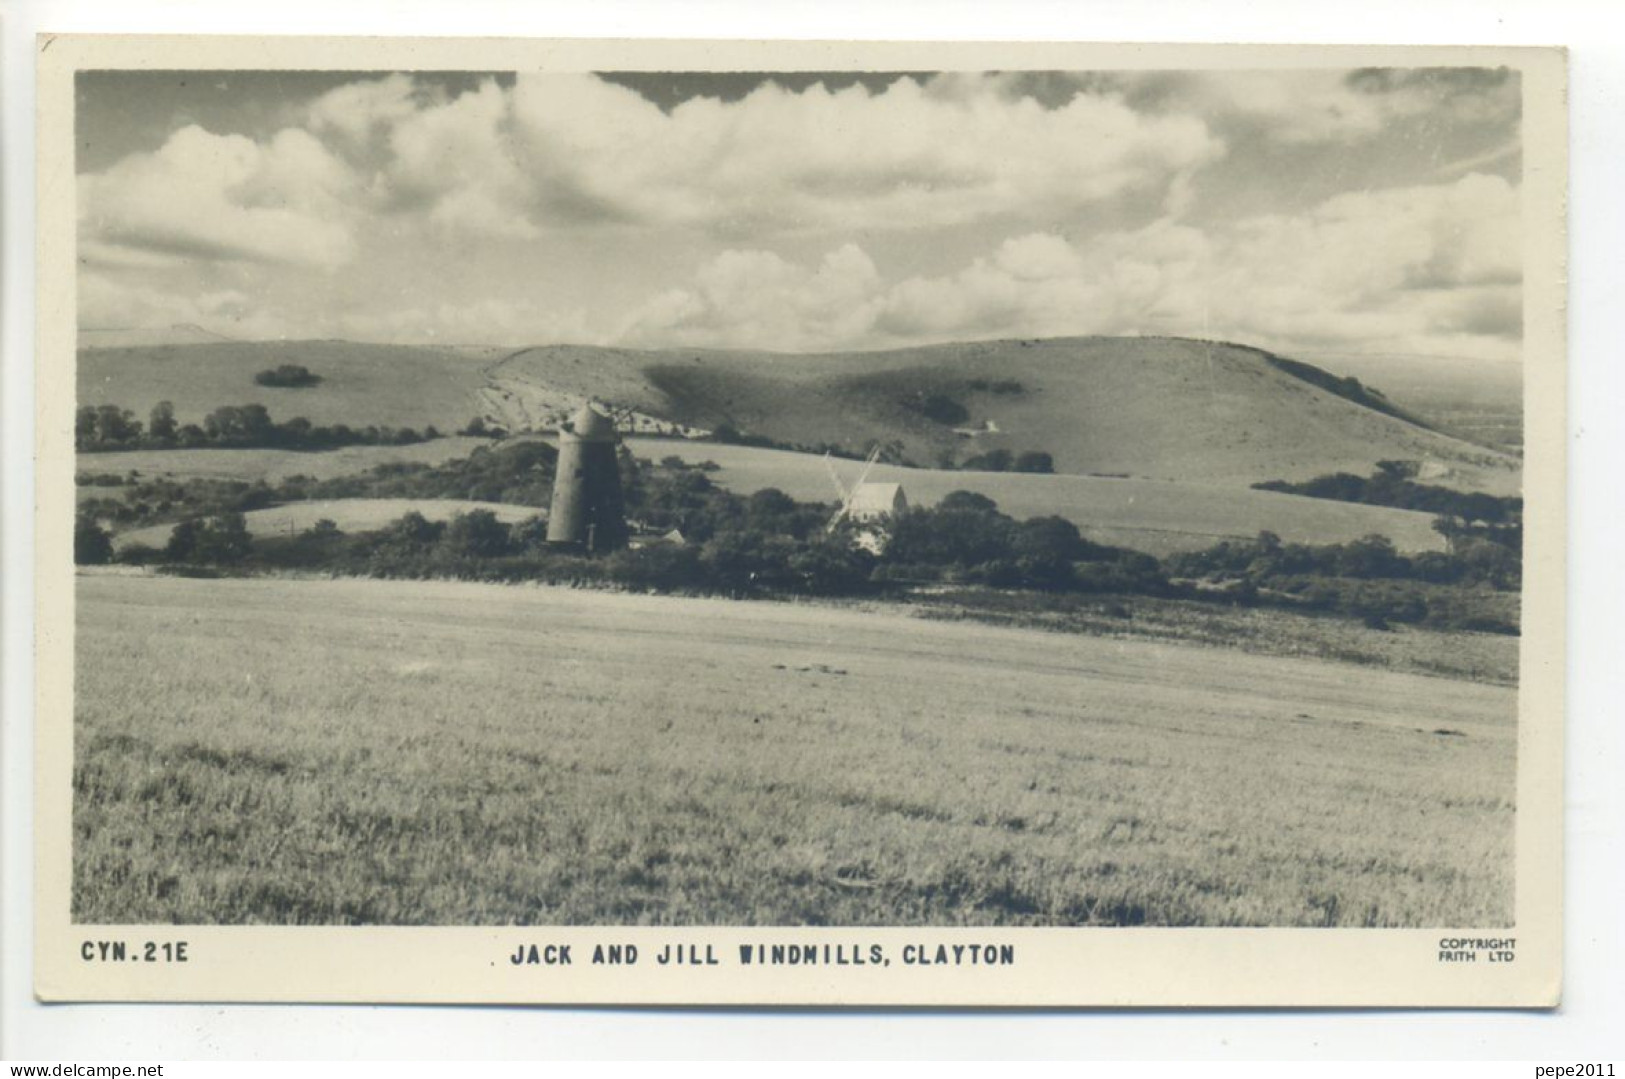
{"left": 567, "top": 402, "right": 617, "bottom": 441}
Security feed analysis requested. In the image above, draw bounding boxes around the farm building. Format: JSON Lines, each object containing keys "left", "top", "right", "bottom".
{"left": 846, "top": 482, "right": 908, "bottom": 522}
{"left": 836, "top": 482, "right": 908, "bottom": 555}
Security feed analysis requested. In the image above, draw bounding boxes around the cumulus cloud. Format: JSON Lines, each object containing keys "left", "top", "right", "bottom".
{"left": 334, "top": 297, "right": 594, "bottom": 346}
{"left": 1101, "top": 67, "right": 1518, "bottom": 146}
{"left": 621, "top": 172, "right": 1522, "bottom": 360}
{"left": 299, "top": 72, "right": 1223, "bottom": 240}
{"left": 620, "top": 244, "right": 885, "bottom": 350}
{"left": 79, "top": 124, "right": 360, "bottom": 268}
{"left": 74, "top": 70, "right": 1523, "bottom": 356}
{"left": 305, "top": 72, "right": 422, "bottom": 149}
{"left": 372, "top": 79, "right": 542, "bottom": 239}
{"left": 532, "top": 74, "right": 1219, "bottom": 234}
{"left": 79, "top": 270, "right": 294, "bottom": 339}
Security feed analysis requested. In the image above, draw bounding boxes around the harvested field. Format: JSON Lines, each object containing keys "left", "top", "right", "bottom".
{"left": 75, "top": 574, "right": 1515, "bottom": 927}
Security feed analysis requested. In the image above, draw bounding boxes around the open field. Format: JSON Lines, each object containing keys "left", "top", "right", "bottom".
{"left": 75, "top": 574, "right": 1514, "bottom": 926}
{"left": 905, "top": 590, "right": 1519, "bottom": 685}
{"left": 110, "top": 498, "right": 538, "bottom": 551}
{"left": 627, "top": 438, "right": 1451, "bottom": 556}
{"left": 80, "top": 436, "right": 1456, "bottom": 556}
{"left": 77, "top": 438, "right": 493, "bottom": 486}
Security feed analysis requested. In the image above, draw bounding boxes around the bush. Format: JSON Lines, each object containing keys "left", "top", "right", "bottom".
{"left": 1013, "top": 451, "right": 1055, "bottom": 474}
{"left": 967, "top": 378, "right": 1025, "bottom": 395}
{"left": 196, "top": 513, "right": 253, "bottom": 564}
{"left": 165, "top": 513, "right": 252, "bottom": 564}
{"left": 115, "top": 543, "right": 162, "bottom": 566}
{"left": 460, "top": 416, "right": 502, "bottom": 438}
{"left": 911, "top": 393, "right": 970, "bottom": 426}
{"left": 605, "top": 543, "right": 704, "bottom": 591}
{"left": 886, "top": 502, "right": 1016, "bottom": 568}
{"left": 961, "top": 449, "right": 1013, "bottom": 472}
{"left": 75, "top": 515, "right": 114, "bottom": 565}
{"left": 253, "top": 364, "right": 321, "bottom": 388}
{"left": 441, "top": 510, "right": 514, "bottom": 559}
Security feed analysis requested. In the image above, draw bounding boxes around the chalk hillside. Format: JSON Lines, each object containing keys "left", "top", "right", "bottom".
{"left": 79, "top": 335, "right": 1521, "bottom": 492}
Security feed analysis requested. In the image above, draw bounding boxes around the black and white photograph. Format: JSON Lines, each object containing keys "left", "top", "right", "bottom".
{"left": 31, "top": 36, "right": 1567, "bottom": 1007}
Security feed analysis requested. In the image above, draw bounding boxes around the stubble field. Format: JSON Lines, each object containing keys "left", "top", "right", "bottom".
{"left": 74, "top": 573, "right": 1515, "bottom": 927}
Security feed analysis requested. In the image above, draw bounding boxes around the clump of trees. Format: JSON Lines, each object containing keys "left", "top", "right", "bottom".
{"left": 906, "top": 392, "right": 970, "bottom": 426}
{"left": 1166, "top": 529, "right": 1519, "bottom": 632}
{"left": 284, "top": 440, "right": 560, "bottom": 507}
{"left": 707, "top": 423, "right": 912, "bottom": 465}
{"left": 459, "top": 416, "right": 508, "bottom": 439}
{"left": 75, "top": 514, "right": 114, "bottom": 565}
{"left": 163, "top": 513, "right": 253, "bottom": 565}
{"left": 1168, "top": 529, "right": 1519, "bottom": 592}
{"left": 75, "top": 401, "right": 442, "bottom": 453}
{"left": 966, "top": 378, "right": 1025, "bottom": 395}
{"left": 956, "top": 449, "right": 1054, "bottom": 474}
{"left": 1261, "top": 354, "right": 1413, "bottom": 424}
{"left": 877, "top": 491, "right": 1163, "bottom": 593}
{"left": 253, "top": 364, "right": 321, "bottom": 388}
{"left": 77, "top": 440, "right": 564, "bottom": 536}
{"left": 77, "top": 448, "right": 1521, "bottom": 637}
{"left": 1254, "top": 460, "right": 1521, "bottom": 525}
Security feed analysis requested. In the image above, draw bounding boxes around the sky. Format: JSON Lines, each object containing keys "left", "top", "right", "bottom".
{"left": 74, "top": 67, "right": 1523, "bottom": 363}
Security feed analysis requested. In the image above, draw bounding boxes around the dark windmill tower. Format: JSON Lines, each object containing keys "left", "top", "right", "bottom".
{"left": 546, "top": 402, "right": 629, "bottom": 552}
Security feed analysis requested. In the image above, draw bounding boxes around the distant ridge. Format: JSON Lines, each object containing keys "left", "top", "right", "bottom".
{"left": 80, "top": 324, "right": 237, "bottom": 350}
{"left": 77, "top": 333, "right": 1522, "bottom": 494}
{"left": 490, "top": 336, "right": 1522, "bottom": 492}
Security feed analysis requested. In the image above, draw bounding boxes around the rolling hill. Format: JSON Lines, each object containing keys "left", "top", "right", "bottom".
{"left": 495, "top": 338, "right": 1521, "bottom": 492}
{"left": 78, "top": 340, "right": 495, "bottom": 433}
{"left": 78, "top": 334, "right": 1522, "bottom": 493}
{"left": 78, "top": 324, "right": 238, "bottom": 350}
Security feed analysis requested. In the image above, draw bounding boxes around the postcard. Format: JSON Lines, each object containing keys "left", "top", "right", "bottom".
{"left": 35, "top": 35, "right": 1565, "bottom": 1005}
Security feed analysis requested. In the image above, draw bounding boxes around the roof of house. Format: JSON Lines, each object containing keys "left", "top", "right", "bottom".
{"left": 848, "top": 482, "right": 907, "bottom": 517}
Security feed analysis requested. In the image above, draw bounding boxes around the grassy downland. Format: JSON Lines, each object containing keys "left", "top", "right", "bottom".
{"left": 75, "top": 574, "right": 1514, "bottom": 927}
{"left": 503, "top": 337, "right": 1522, "bottom": 490}
{"left": 78, "top": 341, "right": 493, "bottom": 431}
{"left": 76, "top": 438, "right": 492, "bottom": 485}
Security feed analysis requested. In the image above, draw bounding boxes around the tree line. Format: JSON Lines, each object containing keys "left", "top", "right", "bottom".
{"left": 1253, "top": 460, "right": 1521, "bottom": 526}
{"left": 76, "top": 401, "right": 446, "bottom": 453}
{"left": 75, "top": 447, "right": 1521, "bottom": 635}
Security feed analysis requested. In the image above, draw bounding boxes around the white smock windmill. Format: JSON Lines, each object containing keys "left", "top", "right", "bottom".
{"left": 824, "top": 446, "right": 884, "bottom": 532}
{"left": 824, "top": 448, "right": 908, "bottom": 552}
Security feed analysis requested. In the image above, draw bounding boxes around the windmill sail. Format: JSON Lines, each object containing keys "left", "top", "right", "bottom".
{"left": 824, "top": 447, "right": 884, "bottom": 531}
